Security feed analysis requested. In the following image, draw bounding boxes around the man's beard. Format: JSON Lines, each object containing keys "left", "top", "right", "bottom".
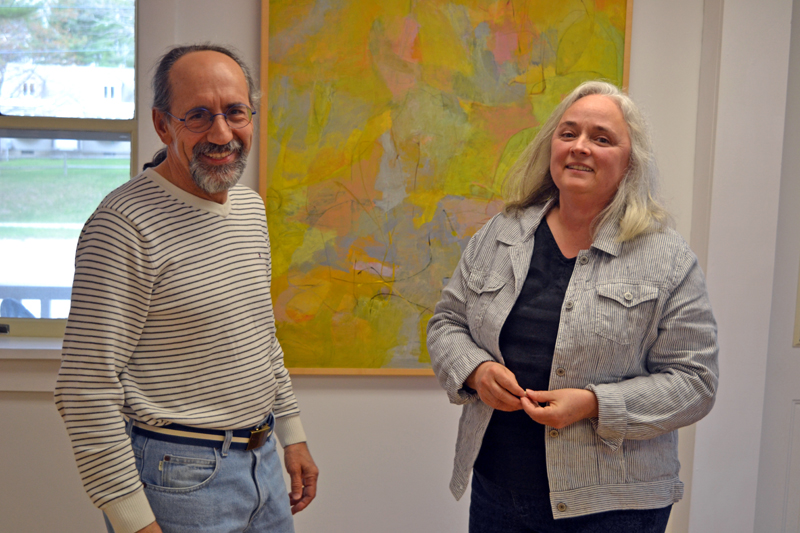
{"left": 189, "top": 140, "right": 248, "bottom": 194}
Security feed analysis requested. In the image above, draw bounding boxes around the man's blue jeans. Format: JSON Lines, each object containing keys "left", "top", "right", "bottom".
{"left": 104, "top": 424, "right": 294, "bottom": 533}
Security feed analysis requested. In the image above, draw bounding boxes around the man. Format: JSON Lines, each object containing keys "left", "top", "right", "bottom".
{"left": 55, "top": 44, "right": 318, "bottom": 533}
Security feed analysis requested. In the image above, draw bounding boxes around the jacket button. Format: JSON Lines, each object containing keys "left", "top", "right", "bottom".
{"left": 564, "top": 301, "right": 574, "bottom": 310}
{"left": 579, "top": 255, "right": 589, "bottom": 265}
{"left": 556, "top": 367, "right": 566, "bottom": 377}
{"left": 549, "top": 429, "right": 560, "bottom": 438}
{"left": 623, "top": 291, "right": 633, "bottom": 301}
{"left": 557, "top": 502, "right": 567, "bottom": 512}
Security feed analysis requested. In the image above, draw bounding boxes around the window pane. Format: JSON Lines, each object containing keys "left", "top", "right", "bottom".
{"left": 0, "top": 0, "right": 135, "bottom": 119}
{"left": 0, "top": 131, "right": 130, "bottom": 319}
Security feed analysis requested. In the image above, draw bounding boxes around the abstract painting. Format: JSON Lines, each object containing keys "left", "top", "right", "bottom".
{"left": 263, "top": 0, "right": 630, "bottom": 372}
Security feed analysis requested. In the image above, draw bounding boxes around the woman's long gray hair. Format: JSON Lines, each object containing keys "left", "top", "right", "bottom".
{"left": 502, "top": 80, "right": 671, "bottom": 241}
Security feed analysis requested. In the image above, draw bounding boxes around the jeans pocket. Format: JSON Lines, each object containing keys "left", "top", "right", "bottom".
{"left": 158, "top": 453, "right": 218, "bottom": 491}
{"left": 139, "top": 441, "right": 220, "bottom": 494}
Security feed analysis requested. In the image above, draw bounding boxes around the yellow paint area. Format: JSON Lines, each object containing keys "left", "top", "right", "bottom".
{"left": 268, "top": 0, "right": 628, "bottom": 369}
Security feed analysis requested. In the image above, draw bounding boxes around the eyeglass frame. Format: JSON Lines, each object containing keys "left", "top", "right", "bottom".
{"left": 164, "top": 104, "right": 257, "bottom": 133}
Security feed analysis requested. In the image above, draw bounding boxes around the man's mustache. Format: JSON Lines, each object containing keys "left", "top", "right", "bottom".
{"left": 193, "top": 139, "right": 244, "bottom": 158}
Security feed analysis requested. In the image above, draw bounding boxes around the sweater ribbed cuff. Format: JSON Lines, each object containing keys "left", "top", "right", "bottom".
{"left": 275, "top": 414, "right": 306, "bottom": 447}
{"left": 102, "top": 489, "right": 156, "bottom": 533}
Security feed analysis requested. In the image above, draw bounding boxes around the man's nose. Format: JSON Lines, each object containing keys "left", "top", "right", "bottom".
{"left": 206, "top": 114, "right": 234, "bottom": 144}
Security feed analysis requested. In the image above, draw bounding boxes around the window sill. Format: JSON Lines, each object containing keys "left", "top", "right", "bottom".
{"left": 0, "top": 336, "right": 62, "bottom": 360}
{"left": 0, "top": 337, "right": 63, "bottom": 393}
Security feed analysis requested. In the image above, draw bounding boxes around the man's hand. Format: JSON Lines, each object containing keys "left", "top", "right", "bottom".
{"left": 465, "top": 361, "right": 525, "bottom": 411}
{"left": 521, "top": 388, "right": 599, "bottom": 429}
{"left": 136, "top": 521, "right": 163, "bottom": 533}
{"left": 283, "top": 442, "right": 319, "bottom": 514}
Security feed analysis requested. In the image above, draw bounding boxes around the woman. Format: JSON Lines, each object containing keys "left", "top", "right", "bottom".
{"left": 427, "top": 81, "right": 718, "bottom": 532}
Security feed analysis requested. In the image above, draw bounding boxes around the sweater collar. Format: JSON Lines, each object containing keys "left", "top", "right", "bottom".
{"left": 144, "top": 168, "right": 232, "bottom": 217}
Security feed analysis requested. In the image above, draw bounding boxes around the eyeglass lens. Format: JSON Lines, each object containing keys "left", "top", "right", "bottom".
{"left": 183, "top": 104, "right": 253, "bottom": 133}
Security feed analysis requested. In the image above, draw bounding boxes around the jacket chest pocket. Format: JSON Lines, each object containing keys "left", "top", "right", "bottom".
{"left": 594, "top": 283, "right": 659, "bottom": 345}
{"left": 465, "top": 270, "right": 508, "bottom": 335}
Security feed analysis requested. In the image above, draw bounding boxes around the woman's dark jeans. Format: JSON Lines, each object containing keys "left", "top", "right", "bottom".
{"left": 469, "top": 471, "right": 672, "bottom": 533}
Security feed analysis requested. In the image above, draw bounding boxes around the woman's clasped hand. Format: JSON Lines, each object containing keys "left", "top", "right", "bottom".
{"left": 467, "top": 361, "right": 599, "bottom": 429}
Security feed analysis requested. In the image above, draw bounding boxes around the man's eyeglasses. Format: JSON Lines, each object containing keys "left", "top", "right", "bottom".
{"left": 166, "top": 104, "right": 256, "bottom": 133}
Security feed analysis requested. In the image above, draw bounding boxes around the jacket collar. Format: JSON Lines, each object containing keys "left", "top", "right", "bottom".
{"left": 496, "top": 198, "right": 556, "bottom": 245}
{"left": 496, "top": 197, "right": 623, "bottom": 257}
{"left": 591, "top": 217, "right": 622, "bottom": 257}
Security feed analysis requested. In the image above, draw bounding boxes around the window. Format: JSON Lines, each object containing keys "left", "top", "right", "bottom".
{"left": 0, "top": 0, "right": 136, "bottom": 337}
{"left": 0, "top": 0, "right": 135, "bottom": 119}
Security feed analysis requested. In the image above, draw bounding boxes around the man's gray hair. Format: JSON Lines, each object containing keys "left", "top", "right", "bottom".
{"left": 503, "top": 80, "right": 671, "bottom": 241}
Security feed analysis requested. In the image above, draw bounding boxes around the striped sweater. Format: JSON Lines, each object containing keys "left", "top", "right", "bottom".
{"left": 55, "top": 169, "right": 305, "bottom": 529}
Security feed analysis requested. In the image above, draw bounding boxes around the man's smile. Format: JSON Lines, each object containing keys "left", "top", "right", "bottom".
{"left": 194, "top": 140, "right": 243, "bottom": 166}
{"left": 203, "top": 150, "right": 235, "bottom": 161}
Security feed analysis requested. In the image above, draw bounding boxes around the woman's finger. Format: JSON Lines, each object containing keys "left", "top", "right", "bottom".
{"left": 495, "top": 370, "right": 525, "bottom": 398}
{"left": 469, "top": 362, "right": 524, "bottom": 411}
{"left": 481, "top": 380, "right": 521, "bottom": 411}
{"left": 525, "top": 389, "right": 554, "bottom": 403}
{"left": 520, "top": 396, "right": 547, "bottom": 422}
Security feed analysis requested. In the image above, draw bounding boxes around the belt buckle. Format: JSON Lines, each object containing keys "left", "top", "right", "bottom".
{"left": 246, "top": 423, "right": 271, "bottom": 451}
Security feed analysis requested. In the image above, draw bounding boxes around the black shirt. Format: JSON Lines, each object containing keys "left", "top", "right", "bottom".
{"left": 473, "top": 218, "right": 576, "bottom": 491}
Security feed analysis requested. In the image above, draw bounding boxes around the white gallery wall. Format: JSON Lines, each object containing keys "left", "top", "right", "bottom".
{"left": 0, "top": 0, "right": 796, "bottom": 532}
{"left": 754, "top": 0, "right": 800, "bottom": 530}
{"left": 688, "top": 0, "right": 793, "bottom": 531}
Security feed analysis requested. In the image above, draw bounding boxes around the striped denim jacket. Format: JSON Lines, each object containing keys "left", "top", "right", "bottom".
{"left": 427, "top": 200, "right": 719, "bottom": 519}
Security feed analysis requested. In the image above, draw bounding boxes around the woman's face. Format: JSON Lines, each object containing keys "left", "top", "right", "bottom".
{"left": 549, "top": 94, "right": 631, "bottom": 207}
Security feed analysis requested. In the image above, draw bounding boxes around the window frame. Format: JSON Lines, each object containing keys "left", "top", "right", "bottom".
{"left": 0, "top": 3, "right": 138, "bottom": 338}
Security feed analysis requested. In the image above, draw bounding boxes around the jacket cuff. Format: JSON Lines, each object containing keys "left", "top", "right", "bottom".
{"left": 102, "top": 489, "right": 156, "bottom": 533}
{"left": 445, "top": 355, "right": 493, "bottom": 404}
{"left": 586, "top": 383, "right": 626, "bottom": 450}
{"left": 275, "top": 414, "right": 307, "bottom": 447}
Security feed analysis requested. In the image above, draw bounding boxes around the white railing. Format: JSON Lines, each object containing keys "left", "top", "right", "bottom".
{"left": 0, "top": 286, "right": 72, "bottom": 319}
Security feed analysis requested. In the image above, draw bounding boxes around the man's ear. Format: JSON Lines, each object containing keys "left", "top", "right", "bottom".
{"left": 153, "top": 108, "right": 173, "bottom": 145}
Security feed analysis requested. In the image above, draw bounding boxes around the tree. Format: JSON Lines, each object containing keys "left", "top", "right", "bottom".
{"left": 0, "top": 0, "right": 134, "bottom": 115}
{"left": 0, "top": 0, "right": 134, "bottom": 74}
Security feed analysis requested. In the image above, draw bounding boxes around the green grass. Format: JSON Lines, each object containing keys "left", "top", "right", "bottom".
{"left": 0, "top": 158, "right": 131, "bottom": 239}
